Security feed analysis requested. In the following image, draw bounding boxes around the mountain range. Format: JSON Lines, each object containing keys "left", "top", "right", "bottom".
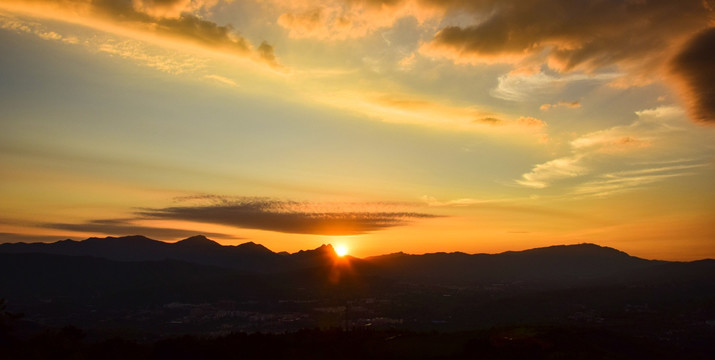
{"left": 1, "top": 234, "right": 711, "bottom": 285}
{"left": 1, "top": 235, "right": 713, "bottom": 336}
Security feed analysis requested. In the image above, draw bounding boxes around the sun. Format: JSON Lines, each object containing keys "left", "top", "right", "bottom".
{"left": 334, "top": 244, "right": 349, "bottom": 257}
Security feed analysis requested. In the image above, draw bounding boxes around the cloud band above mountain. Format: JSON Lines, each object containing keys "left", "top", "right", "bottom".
{"left": 39, "top": 197, "right": 439, "bottom": 237}
{"left": 137, "top": 198, "right": 438, "bottom": 235}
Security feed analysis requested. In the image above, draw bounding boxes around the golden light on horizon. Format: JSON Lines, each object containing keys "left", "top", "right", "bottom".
{"left": 334, "top": 244, "right": 349, "bottom": 257}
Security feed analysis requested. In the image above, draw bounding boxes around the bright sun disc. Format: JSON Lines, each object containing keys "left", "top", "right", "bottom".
{"left": 334, "top": 244, "right": 349, "bottom": 257}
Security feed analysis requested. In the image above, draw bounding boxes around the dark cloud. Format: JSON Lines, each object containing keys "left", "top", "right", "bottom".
{"left": 90, "top": 0, "right": 251, "bottom": 52}
{"left": 670, "top": 27, "right": 715, "bottom": 124}
{"left": 155, "top": 14, "right": 250, "bottom": 52}
{"left": 428, "top": 0, "right": 710, "bottom": 72}
{"left": 420, "top": 0, "right": 715, "bottom": 124}
{"left": 33, "top": 197, "right": 438, "bottom": 237}
{"left": 137, "top": 198, "right": 438, "bottom": 235}
{"left": 257, "top": 41, "right": 281, "bottom": 68}
{"left": 44, "top": 219, "right": 237, "bottom": 240}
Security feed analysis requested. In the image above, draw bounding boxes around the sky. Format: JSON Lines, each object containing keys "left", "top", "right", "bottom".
{"left": 1, "top": 0, "right": 714, "bottom": 260}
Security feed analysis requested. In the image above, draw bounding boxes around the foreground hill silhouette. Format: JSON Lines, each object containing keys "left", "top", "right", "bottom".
{"left": 1, "top": 235, "right": 713, "bottom": 355}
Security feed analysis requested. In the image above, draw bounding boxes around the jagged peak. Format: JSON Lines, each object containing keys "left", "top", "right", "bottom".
{"left": 291, "top": 244, "right": 335, "bottom": 256}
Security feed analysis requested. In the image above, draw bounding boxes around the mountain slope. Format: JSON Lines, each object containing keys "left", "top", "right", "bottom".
{"left": 362, "top": 243, "right": 659, "bottom": 285}
{"left": 0, "top": 235, "right": 284, "bottom": 273}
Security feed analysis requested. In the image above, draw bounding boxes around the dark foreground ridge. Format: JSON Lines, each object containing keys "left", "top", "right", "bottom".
{"left": 3, "top": 325, "right": 712, "bottom": 360}
{"left": 1, "top": 235, "right": 714, "bottom": 358}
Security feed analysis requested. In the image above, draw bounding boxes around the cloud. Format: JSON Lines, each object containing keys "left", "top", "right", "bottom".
{"left": 44, "top": 218, "right": 236, "bottom": 240}
{"left": 1, "top": 0, "right": 280, "bottom": 68}
{"left": 204, "top": 74, "right": 238, "bottom": 86}
{"left": 96, "top": 38, "right": 207, "bottom": 74}
{"left": 137, "top": 197, "right": 438, "bottom": 235}
{"left": 422, "top": 0, "right": 710, "bottom": 72}
{"left": 317, "top": 90, "right": 548, "bottom": 136}
{"left": 273, "top": 0, "right": 440, "bottom": 40}
{"left": 491, "top": 71, "right": 618, "bottom": 101}
{"left": 516, "top": 155, "right": 586, "bottom": 189}
{"left": 0, "top": 14, "right": 73, "bottom": 43}
{"left": 131, "top": 0, "right": 220, "bottom": 19}
{"left": 573, "top": 163, "right": 707, "bottom": 198}
{"left": 415, "top": 0, "right": 715, "bottom": 123}
{"left": 421, "top": 195, "right": 490, "bottom": 207}
{"left": 517, "top": 105, "right": 711, "bottom": 192}
{"left": 571, "top": 134, "right": 651, "bottom": 154}
{"left": 540, "top": 101, "right": 581, "bottom": 111}
{"left": 670, "top": 27, "right": 715, "bottom": 124}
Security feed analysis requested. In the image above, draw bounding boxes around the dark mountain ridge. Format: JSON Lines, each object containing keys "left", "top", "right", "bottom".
{"left": 0, "top": 235, "right": 284, "bottom": 273}
{"left": 0, "top": 236, "right": 697, "bottom": 285}
{"left": 1, "top": 235, "right": 709, "bottom": 289}
{"left": 1, "top": 235, "right": 713, "bottom": 337}
{"left": 361, "top": 243, "right": 661, "bottom": 286}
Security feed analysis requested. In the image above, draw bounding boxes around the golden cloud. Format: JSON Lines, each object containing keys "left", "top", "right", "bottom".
{"left": 273, "top": 0, "right": 441, "bottom": 40}
{"left": 1, "top": 0, "right": 280, "bottom": 68}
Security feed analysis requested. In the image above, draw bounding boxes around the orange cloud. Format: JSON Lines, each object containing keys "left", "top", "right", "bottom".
{"left": 318, "top": 90, "right": 547, "bottom": 136}
{"left": 131, "top": 0, "right": 217, "bottom": 19}
{"left": 0, "top": 0, "right": 280, "bottom": 68}
{"left": 273, "top": 0, "right": 441, "bottom": 40}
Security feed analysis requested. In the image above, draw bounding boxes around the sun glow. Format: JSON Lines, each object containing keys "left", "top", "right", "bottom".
{"left": 334, "top": 244, "right": 349, "bottom": 257}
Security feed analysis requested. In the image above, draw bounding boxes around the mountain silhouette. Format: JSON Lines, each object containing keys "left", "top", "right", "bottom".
{"left": 1, "top": 235, "right": 713, "bottom": 337}
{"left": 362, "top": 243, "right": 659, "bottom": 286}
{"left": 0, "top": 236, "right": 689, "bottom": 283}
{"left": 0, "top": 235, "right": 283, "bottom": 273}
{"left": 174, "top": 235, "right": 223, "bottom": 248}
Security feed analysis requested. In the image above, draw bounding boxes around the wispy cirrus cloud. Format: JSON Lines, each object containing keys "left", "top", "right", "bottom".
{"left": 318, "top": 90, "right": 548, "bottom": 137}
{"left": 490, "top": 71, "right": 618, "bottom": 102}
{"left": 0, "top": 14, "right": 217, "bottom": 76}
{"left": 573, "top": 163, "right": 708, "bottom": 198}
{"left": 516, "top": 106, "right": 713, "bottom": 194}
{"left": 0, "top": 0, "right": 282, "bottom": 69}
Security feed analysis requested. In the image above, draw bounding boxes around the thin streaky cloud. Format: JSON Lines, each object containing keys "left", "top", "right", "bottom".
{"left": 573, "top": 172, "right": 700, "bottom": 198}
{"left": 134, "top": 197, "right": 440, "bottom": 236}
{"left": 0, "top": 0, "right": 281, "bottom": 68}
{"left": 43, "top": 219, "right": 237, "bottom": 240}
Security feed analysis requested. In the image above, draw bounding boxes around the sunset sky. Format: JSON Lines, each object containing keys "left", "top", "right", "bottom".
{"left": 1, "top": 0, "right": 714, "bottom": 260}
